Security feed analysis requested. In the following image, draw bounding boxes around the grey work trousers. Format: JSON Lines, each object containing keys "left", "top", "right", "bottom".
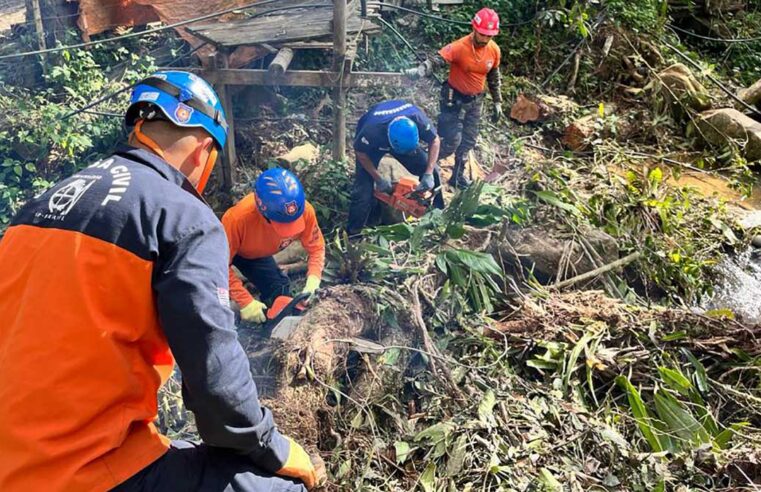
{"left": 437, "top": 82, "right": 483, "bottom": 162}
{"left": 111, "top": 441, "right": 307, "bottom": 492}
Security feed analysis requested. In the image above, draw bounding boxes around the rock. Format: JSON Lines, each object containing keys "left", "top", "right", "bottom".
{"left": 694, "top": 108, "right": 761, "bottom": 161}
{"left": 494, "top": 227, "right": 619, "bottom": 284}
{"left": 738, "top": 78, "right": 761, "bottom": 109}
{"left": 510, "top": 94, "right": 553, "bottom": 124}
{"left": 752, "top": 235, "right": 761, "bottom": 249}
{"left": 275, "top": 143, "right": 319, "bottom": 167}
{"left": 652, "top": 63, "right": 712, "bottom": 116}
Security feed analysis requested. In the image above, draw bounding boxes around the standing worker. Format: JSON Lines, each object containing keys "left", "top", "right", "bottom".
{"left": 347, "top": 99, "right": 444, "bottom": 236}
{"left": 405, "top": 8, "right": 503, "bottom": 189}
{"left": 0, "top": 71, "right": 319, "bottom": 491}
{"left": 222, "top": 168, "right": 325, "bottom": 324}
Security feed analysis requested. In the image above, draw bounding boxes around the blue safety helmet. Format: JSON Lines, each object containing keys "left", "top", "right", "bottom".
{"left": 126, "top": 70, "right": 228, "bottom": 149}
{"left": 387, "top": 116, "right": 419, "bottom": 154}
{"left": 253, "top": 168, "right": 306, "bottom": 237}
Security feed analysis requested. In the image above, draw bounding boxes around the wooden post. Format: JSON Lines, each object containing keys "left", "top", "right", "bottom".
{"left": 332, "top": 0, "right": 347, "bottom": 161}
{"left": 267, "top": 48, "right": 294, "bottom": 79}
{"left": 30, "top": 0, "right": 47, "bottom": 75}
{"left": 214, "top": 50, "right": 236, "bottom": 192}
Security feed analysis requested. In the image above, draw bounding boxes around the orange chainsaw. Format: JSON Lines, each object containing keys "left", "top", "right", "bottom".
{"left": 373, "top": 176, "right": 436, "bottom": 218}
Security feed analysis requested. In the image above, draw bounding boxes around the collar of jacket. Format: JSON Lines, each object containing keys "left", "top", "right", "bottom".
{"left": 115, "top": 145, "right": 209, "bottom": 204}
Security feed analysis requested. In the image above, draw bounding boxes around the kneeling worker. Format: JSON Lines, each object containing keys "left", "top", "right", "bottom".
{"left": 347, "top": 99, "right": 445, "bottom": 235}
{"left": 222, "top": 168, "right": 325, "bottom": 324}
{"left": 0, "top": 71, "right": 318, "bottom": 490}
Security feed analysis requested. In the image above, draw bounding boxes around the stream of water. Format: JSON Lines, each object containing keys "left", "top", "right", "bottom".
{"left": 701, "top": 247, "right": 761, "bottom": 325}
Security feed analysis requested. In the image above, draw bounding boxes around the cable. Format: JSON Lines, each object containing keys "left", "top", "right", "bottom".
{"left": 662, "top": 40, "right": 761, "bottom": 117}
{"left": 59, "top": 42, "right": 208, "bottom": 121}
{"left": 0, "top": 0, "right": 283, "bottom": 61}
{"left": 668, "top": 24, "right": 761, "bottom": 44}
{"left": 368, "top": 2, "right": 538, "bottom": 28}
{"left": 373, "top": 14, "right": 442, "bottom": 84}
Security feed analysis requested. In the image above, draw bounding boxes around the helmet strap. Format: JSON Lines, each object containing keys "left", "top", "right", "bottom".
{"left": 196, "top": 146, "right": 218, "bottom": 194}
{"left": 131, "top": 120, "right": 166, "bottom": 159}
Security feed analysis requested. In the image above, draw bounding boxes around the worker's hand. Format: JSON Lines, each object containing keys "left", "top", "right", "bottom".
{"left": 276, "top": 437, "right": 319, "bottom": 489}
{"left": 402, "top": 67, "right": 422, "bottom": 80}
{"left": 302, "top": 275, "right": 321, "bottom": 295}
{"left": 239, "top": 299, "right": 267, "bottom": 323}
{"left": 417, "top": 173, "right": 435, "bottom": 191}
{"left": 491, "top": 103, "right": 504, "bottom": 123}
{"left": 375, "top": 177, "right": 393, "bottom": 194}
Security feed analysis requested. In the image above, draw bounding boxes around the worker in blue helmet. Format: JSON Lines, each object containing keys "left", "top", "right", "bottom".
{"left": 347, "top": 99, "right": 445, "bottom": 236}
{"left": 222, "top": 168, "right": 325, "bottom": 324}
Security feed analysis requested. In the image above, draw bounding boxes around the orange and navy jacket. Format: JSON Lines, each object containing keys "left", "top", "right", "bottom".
{"left": 221, "top": 193, "right": 325, "bottom": 308}
{"left": 439, "top": 33, "right": 502, "bottom": 99}
{"left": 0, "top": 147, "right": 290, "bottom": 491}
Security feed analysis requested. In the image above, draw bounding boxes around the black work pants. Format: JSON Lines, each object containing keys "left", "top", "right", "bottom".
{"left": 233, "top": 255, "right": 290, "bottom": 305}
{"left": 346, "top": 148, "right": 445, "bottom": 235}
{"left": 112, "top": 441, "right": 306, "bottom": 492}
{"left": 437, "top": 82, "right": 483, "bottom": 162}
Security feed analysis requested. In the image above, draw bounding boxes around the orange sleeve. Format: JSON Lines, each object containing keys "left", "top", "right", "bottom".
{"left": 299, "top": 203, "right": 325, "bottom": 278}
{"left": 493, "top": 43, "right": 501, "bottom": 67}
{"left": 439, "top": 41, "right": 457, "bottom": 64}
{"left": 221, "top": 208, "right": 254, "bottom": 308}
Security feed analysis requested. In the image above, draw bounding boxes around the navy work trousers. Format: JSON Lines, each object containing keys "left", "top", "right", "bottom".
{"left": 346, "top": 148, "right": 445, "bottom": 235}
{"left": 233, "top": 255, "right": 291, "bottom": 305}
{"left": 112, "top": 441, "right": 306, "bottom": 492}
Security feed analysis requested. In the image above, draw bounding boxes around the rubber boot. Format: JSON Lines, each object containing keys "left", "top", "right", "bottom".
{"left": 448, "top": 154, "right": 471, "bottom": 190}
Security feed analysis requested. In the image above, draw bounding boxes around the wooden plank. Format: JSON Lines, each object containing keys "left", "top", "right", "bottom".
{"left": 185, "top": 68, "right": 412, "bottom": 88}
{"left": 332, "top": 0, "right": 347, "bottom": 161}
{"left": 187, "top": 7, "right": 369, "bottom": 48}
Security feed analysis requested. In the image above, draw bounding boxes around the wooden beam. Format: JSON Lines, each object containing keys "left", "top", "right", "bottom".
{"left": 213, "top": 52, "right": 236, "bottom": 192}
{"left": 171, "top": 68, "right": 412, "bottom": 88}
{"left": 30, "top": 0, "right": 47, "bottom": 75}
{"left": 268, "top": 48, "right": 294, "bottom": 78}
{"left": 332, "top": 0, "right": 348, "bottom": 161}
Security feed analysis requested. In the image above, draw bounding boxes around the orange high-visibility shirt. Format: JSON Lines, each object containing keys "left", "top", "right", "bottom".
{"left": 439, "top": 34, "right": 501, "bottom": 96}
{"left": 222, "top": 193, "right": 325, "bottom": 308}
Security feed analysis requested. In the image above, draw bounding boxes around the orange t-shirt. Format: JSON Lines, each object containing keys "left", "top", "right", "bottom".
{"left": 222, "top": 193, "right": 325, "bottom": 308}
{"left": 439, "top": 34, "right": 501, "bottom": 96}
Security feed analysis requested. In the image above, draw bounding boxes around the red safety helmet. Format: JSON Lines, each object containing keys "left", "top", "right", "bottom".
{"left": 472, "top": 8, "right": 500, "bottom": 36}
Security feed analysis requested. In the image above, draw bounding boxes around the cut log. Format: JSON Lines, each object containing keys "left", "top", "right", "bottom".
{"left": 738, "top": 78, "right": 761, "bottom": 110}
{"left": 267, "top": 47, "right": 294, "bottom": 78}
{"left": 694, "top": 108, "right": 761, "bottom": 162}
{"left": 275, "top": 142, "right": 319, "bottom": 167}
{"left": 562, "top": 103, "right": 616, "bottom": 151}
{"left": 651, "top": 63, "right": 711, "bottom": 119}
{"left": 510, "top": 94, "right": 553, "bottom": 124}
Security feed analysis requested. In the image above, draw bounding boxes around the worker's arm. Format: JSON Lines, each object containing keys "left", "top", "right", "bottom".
{"left": 300, "top": 204, "right": 326, "bottom": 279}
{"left": 425, "top": 135, "right": 441, "bottom": 174}
{"left": 153, "top": 216, "right": 290, "bottom": 471}
{"left": 486, "top": 65, "right": 503, "bottom": 104}
{"left": 356, "top": 151, "right": 382, "bottom": 182}
{"left": 221, "top": 211, "right": 255, "bottom": 308}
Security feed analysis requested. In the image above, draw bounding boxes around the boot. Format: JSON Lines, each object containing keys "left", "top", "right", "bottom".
{"left": 448, "top": 154, "right": 471, "bottom": 189}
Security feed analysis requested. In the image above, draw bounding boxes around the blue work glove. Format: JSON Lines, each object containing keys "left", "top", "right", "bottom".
{"left": 376, "top": 178, "right": 393, "bottom": 194}
{"left": 417, "top": 173, "right": 435, "bottom": 191}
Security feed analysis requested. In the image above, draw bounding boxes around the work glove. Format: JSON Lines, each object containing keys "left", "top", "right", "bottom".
{"left": 375, "top": 177, "right": 393, "bottom": 194}
{"left": 239, "top": 299, "right": 267, "bottom": 323}
{"left": 491, "top": 102, "right": 503, "bottom": 124}
{"left": 417, "top": 173, "right": 435, "bottom": 191}
{"left": 302, "top": 275, "right": 321, "bottom": 295}
{"left": 402, "top": 66, "right": 422, "bottom": 80}
{"left": 276, "top": 437, "right": 319, "bottom": 489}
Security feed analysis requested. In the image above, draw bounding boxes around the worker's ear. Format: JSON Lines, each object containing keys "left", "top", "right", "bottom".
{"left": 192, "top": 136, "right": 215, "bottom": 169}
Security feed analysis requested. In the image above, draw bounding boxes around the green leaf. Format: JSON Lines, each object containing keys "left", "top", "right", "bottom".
{"left": 616, "top": 376, "right": 663, "bottom": 452}
{"left": 532, "top": 190, "right": 581, "bottom": 216}
{"left": 478, "top": 389, "right": 497, "bottom": 426}
{"left": 419, "top": 462, "right": 436, "bottom": 492}
{"left": 653, "top": 389, "right": 712, "bottom": 448}
{"left": 681, "top": 349, "right": 710, "bottom": 394}
{"left": 445, "top": 433, "right": 469, "bottom": 477}
{"left": 648, "top": 167, "right": 663, "bottom": 186}
{"left": 414, "top": 422, "right": 455, "bottom": 443}
{"left": 714, "top": 422, "right": 749, "bottom": 449}
{"left": 563, "top": 333, "right": 591, "bottom": 391}
{"left": 658, "top": 367, "right": 692, "bottom": 396}
{"left": 445, "top": 249, "right": 501, "bottom": 276}
{"left": 394, "top": 441, "right": 412, "bottom": 464}
{"left": 538, "top": 468, "right": 563, "bottom": 491}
